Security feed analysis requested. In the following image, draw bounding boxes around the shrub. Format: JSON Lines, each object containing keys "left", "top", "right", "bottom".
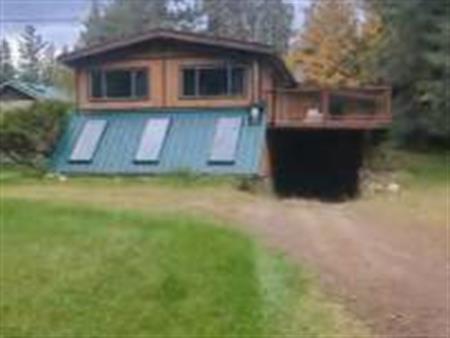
{"left": 0, "top": 101, "right": 71, "bottom": 169}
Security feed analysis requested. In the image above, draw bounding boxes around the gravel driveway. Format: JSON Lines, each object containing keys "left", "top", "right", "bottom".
{"left": 201, "top": 197, "right": 448, "bottom": 337}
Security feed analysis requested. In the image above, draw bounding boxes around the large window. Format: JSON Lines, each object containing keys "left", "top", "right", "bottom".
{"left": 181, "top": 64, "right": 246, "bottom": 98}
{"left": 90, "top": 68, "right": 148, "bottom": 100}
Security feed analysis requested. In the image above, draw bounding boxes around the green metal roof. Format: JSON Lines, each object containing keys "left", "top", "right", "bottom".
{"left": 51, "top": 108, "right": 266, "bottom": 175}
{"left": 0, "top": 80, "right": 70, "bottom": 102}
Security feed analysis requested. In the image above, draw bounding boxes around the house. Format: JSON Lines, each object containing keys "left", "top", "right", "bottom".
{"left": 53, "top": 29, "right": 391, "bottom": 195}
{"left": 0, "top": 80, "right": 70, "bottom": 110}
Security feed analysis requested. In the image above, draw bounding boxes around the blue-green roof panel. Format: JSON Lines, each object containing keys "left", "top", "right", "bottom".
{"left": 51, "top": 109, "right": 266, "bottom": 175}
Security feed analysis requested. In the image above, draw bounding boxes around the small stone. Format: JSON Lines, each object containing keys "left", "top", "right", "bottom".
{"left": 387, "top": 182, "right": 400, "bottom": 193}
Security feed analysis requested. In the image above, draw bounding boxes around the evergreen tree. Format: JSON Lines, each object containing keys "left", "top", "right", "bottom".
{"left": 201, "top": 0, "right": 293, "bottom": 52}
{"left": 41, "top": 43, "right": 57, "bottom": 85}
{"left": 80, "top": 0, "right": 185, "bottom": 46}
{"left": 79, "top": 0, "right": 293, "bottom": 52}
{"left": 18, "top": 25, "right": 47, "bottom": 83}
{"left": 373, "top": 0, "right": 449, "bottom": 143}
{"left": 79, "top": 0, "right": 109, "bottom": 46}
{"left": 0, "top": 39, "right": 16, "bottom": 83}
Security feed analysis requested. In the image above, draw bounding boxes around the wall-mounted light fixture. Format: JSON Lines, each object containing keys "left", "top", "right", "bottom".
{"left": 249, "top": 105, "right": 262, "bottom": 125}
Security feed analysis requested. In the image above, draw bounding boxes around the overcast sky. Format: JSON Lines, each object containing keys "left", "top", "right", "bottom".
{"left": 1, "top": 0, "right": 309, "bottom": 62}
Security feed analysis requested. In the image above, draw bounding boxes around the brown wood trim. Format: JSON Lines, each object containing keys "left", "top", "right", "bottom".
{"left": 60, "top": 29, "right": 275, "bottom": 64}
{"left": 162, "top": 57, "right": 167, "bottom": 107}
{"left": 321, "top": 90, "right": 330, "bottom": 117}
{"left": 75, "top": 70, "right": 80, "bottom": 111}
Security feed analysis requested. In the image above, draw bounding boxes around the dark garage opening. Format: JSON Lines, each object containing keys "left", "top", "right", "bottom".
{"left": 267, "top": 129, "right": 365, "bottom": 199}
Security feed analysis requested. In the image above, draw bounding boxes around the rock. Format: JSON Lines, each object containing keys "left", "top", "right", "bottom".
{"left": 387, "top": 182, "right": 400, "bottom": 193}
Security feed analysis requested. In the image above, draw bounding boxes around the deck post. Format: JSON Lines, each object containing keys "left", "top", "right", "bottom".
{"left": 321, "top": 89, "right": 330, "bottom": 121}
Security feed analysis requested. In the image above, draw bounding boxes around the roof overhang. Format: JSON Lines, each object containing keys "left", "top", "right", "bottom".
{"left": 59, "top": 29, "right": 296, "bottom": 87}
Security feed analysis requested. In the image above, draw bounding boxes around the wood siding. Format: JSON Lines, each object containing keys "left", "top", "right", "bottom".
{"left": 75, "top": 53, "right": 275, "bottom": 110}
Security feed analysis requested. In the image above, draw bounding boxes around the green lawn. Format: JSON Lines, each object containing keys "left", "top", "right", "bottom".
{"left": 0, "top": 199, "right": 368, "bottom": 337}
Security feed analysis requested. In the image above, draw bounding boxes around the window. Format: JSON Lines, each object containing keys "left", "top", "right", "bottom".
{"left": 209, "top": 117, "right": 242, "bottom": 163}
{"left": 135, "top": 118, "right": 171, "bottom": 163}
{"left": 90, "top": 68, "right": 148, "bottom": 99}
{"left": 181, "top": 64, "right": 246, "bottom": 98}
{"left": 70, "top": 120, "right": 107, "bottom": 162}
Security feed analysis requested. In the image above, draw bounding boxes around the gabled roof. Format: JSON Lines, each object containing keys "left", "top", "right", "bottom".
{"left": 0, "top": 80, "right": 70, "bottom": 102}
{"left": 59, "top": 29, "right": 296, "bottom": 86}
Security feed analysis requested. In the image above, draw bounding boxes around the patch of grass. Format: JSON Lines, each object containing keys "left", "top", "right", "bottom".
{"left": 367, "top": 145, "right": 448, "bottom": 186}
{"left": 0, "top": 165, "right": 244, "bottom": 190}
{"left": 1, "top": 199, "right": 369, "bottom": 337}
{"left": 0, "top": 164, "right": 42, "bottom": 183}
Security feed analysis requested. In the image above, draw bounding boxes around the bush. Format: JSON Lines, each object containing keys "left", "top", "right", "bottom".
{"left": 0, "top": 101, "right": 71, "bottom": 169}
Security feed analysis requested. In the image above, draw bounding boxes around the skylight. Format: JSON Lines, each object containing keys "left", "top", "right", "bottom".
{"left": 135, "top": 118, "right": 171, "bottom": 163}
{"left": 70, "top": 120, "right": 107, "bottom": 162}
{"left": 209, "top": 117, "right": 242, "bottom": 163}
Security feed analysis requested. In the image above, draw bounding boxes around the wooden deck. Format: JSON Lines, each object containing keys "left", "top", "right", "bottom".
{"left": 267, "top": 86, "right": 392, "bottom": 130}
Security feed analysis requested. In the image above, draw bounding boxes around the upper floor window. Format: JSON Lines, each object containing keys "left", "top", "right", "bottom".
{"left": 90, "top": 68, "right": 148, "bottom": 100}
{"left": 181, "top": 64, "right": 246, "bottom": 98}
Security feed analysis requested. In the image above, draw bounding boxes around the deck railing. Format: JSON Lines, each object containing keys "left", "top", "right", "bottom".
{"left": 266, "top": 86, "right": 392, "bottom": 129}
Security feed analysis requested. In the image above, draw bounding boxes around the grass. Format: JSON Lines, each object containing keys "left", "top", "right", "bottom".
{"left": 0, "top": 199, "right": 368, "bottom": 337}
{"left": 359, "top": 147, "right": 448, "bottom": 228}
{"left": 366, "top": 146, "right": 449, "bottom": 187}
{"left": 1, "top": 148, "right": 445, "bottom": 336}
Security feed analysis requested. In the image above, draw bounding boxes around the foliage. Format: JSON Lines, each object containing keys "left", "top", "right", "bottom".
{"left": 8, "top": 25, "right": 74, "bottom": 96}
{"left": 286, "top": 0, "right": 384, "bottom": 85}
{"left": 201, "top": 0, "right": 294, "bottom": 52}
{"left": 18, "top": 25, "right": 48, "bottom": 83}
{"left": 366, "top": 142, "right": 449, "bottom": 186}
{"left": 1, "top": 198, "right": 369, "bottom": 336}
{"left": 0, "top": 39, "right": 16, "bottom": 83}
{"left": 79, "top": 0, "right": 293, "bottom": 52}
{"left": 80, "top": 0, "right": 198, "bottom": 46}
{"left": 0, "top": 101, "right": 71, "bottom": 168}
{"left": 371, "top": 0, "right": 449, "bottom": 143}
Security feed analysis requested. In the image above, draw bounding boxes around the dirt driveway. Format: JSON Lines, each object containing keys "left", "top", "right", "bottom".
{"left": 197, "top": 196, "right": 448, "bottom": 338}
{"left": 4, "top": 182, "right": 448, "bottom": 337}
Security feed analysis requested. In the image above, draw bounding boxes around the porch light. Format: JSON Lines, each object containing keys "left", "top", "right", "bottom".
{"left": 249, "top": 105, "right": 262, "bottom": 125}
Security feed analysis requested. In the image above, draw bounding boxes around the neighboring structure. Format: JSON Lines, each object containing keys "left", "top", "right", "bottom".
{"left": 53, "top": 29, "right": 391, "bottom": 195}
{"left": 0, "top": 81, "right": 69, "bottom": 110}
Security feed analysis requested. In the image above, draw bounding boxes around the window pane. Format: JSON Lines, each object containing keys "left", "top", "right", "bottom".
{"left": 198, "top": 67, "right": 227, "bottom": 96}
{"left": 135, "top": 70, "right": 148, "bottom": 98}
{"left": 182, "top": 69, "right": 196, "bottom": 96}
{"left": 231, "top": 67, "right": 245, "bottom": 95}
{"left": 105, "top": 70, "right": 132, "bottom": 98}
{"left": 91, "top": 71, "right": 102, "bottom": 98}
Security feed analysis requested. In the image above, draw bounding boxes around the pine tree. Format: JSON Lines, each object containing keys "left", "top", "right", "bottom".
{"left": 373, "top": 0, "right": 450, "bottom": 142}
{"left": 80, "top": 0, "right": 180, "bottom": 46}
{"left": 41, "top": 43, "right": 56, "bottom": 85}
{"left": 201, "top": 0, "right": 293, "bottom": 52}
{"left": 0, "top": 39, "right": 15, "bottom": 83}
{"left": 79, "top": 0, "right": 293, "bottom": 53}
{"left": 18, "top": 25, "right": 47, "bottom": 83}
{"left": 80, "top": 0, "right": 109, "bottom": 46}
